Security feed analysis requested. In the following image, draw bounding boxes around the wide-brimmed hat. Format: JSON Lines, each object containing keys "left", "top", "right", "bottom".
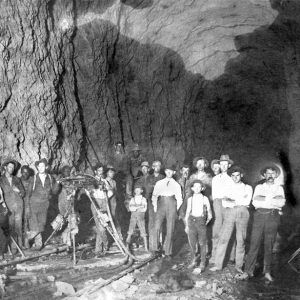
{"left": 60, "top": 165, "right": 71, "bottom": 173}
{"left": 2, "top": 158, "right": 18, "bottom": 169}
{"left": 228, "top": 165, "right": 245, "bottom": 176}
{"left": 210, "top": 159, "right": 220, "bottom": 170}
{"left": 93, "top": 162, "right": 104, "bottom": 171}
{"left": 260, "top": 164, "right": 281, "bottom": 178}
{"left": 217, "top": 154, "right": 234, "bottom": 165}
{"left": 35, "top": 158, "right": 48, "bottom": 168}
{"left": 193, "top": 156, "right": 209, "bottom": 168}
{"left": 164, "top": 163, "right": 177, "bottom": 172}
{"left": 106, "top": 164, "right": 116, "bottom": 172}
{"left": 131, "top": 143, "right": 141, "bottom": 152}
{"left": 189, "top": 179, "right": 206, "bottom": 190}
{"left": 134, "top": 184, "right": 144, "bottom": 191}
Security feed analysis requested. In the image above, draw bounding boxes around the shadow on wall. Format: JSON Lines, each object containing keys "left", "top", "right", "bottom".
{"left": 74, "top": 0, "right": 300, "bottom": 204}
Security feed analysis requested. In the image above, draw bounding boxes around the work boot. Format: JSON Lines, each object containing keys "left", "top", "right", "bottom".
{"left": 143, "top": 237, "right": 149, "bottom": 252}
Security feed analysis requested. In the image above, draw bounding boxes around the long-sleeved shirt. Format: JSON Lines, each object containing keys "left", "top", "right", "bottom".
{"left": 185, "top": 193, "right": 212, "bottom": 220}
{"left": 129, "top": 195, "right": 147, "bottom": 213}
{"left": 211, "top": 173, "right": 233, "bottom": 200}
{"left": 152, "top": 177, "right": 183, "bottom": 210}
{"left": 224, "top": 182, "right": 253, "bottom": 208}
{"left": 252, "top": 182, "right": 285, "bottom": 210}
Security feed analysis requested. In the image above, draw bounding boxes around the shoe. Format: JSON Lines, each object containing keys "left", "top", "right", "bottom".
{"left": 264, "top": 273, "right": 274, "bottom": 282}
{"left": 209, "top": 266, "right": 221, "bottom": 272}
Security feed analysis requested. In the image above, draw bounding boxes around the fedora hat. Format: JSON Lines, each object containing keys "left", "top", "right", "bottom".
{"left": 2, "top": 157, "right": 18, "bottom": 169}
{"left": 217, "top": 154, "right": 234, "bottom": 165}
{"left": 210, "top": 159, "right": 220, "bottom": 170}
{"left": 131, "top": 143, "right": 141, "bottom": 152}
{"left": 35, "top": 158, "right": 48, "bottom": 168}
{"left": 193, "top": 156, "right": 209, "bottom": 168}
{"left": 106, "top": 164, "right": 116, "bottom": 172}
{"left": 260, "top": 164, "right": 281, "bottom": 178}
{"left": 189, "top": 179, "right": 206, "bottom": 190}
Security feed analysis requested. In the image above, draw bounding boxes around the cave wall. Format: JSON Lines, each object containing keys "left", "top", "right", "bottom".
{"left": 0, "top": 0, "right": 300, "bottom": 201}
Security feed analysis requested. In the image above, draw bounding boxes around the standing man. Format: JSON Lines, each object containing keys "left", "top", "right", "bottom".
{"left": 210, "top": 166, "right": 252, "bottom": 272}
{"left": 152, "top": 163, "right": 183, "bottom": 260}
{"left": 20, "top": 165, "right": 33, "bottom": 248}
{"left": 27, "top": 158, "right": 55, "bottom": 249}
{"left": 211, "top": 154, "right": 234, "bottom": 262}
{"left": 94, "top": 163, "right": 106, "bottom": 183}
{"left": 128, "top": 144, "right": 145, "bottom": 180}
{"left": 0, "top": 158, "right": 25, "bottom": 250}
{"left": 239, "top": 165, "right": 285, "bottom": 281}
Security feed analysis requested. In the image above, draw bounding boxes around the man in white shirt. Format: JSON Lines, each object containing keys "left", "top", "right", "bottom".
{"left": 238, "top": 165, "right": 285, "bottom": 282}
{"left": 210, "top": 166, "right": 252, "bottom": 272}
{"left": 152, "top": 163, "right": 183, "bottom": 259}
{"left": 211, "top": 154, "right": 234, "bottom": 262}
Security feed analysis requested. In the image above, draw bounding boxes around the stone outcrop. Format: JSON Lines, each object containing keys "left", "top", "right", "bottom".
{"left": 0, "top": 0, "right": 300, "bottom": 200}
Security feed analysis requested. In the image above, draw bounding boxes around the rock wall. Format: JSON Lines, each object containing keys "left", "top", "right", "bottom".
{"left": 0, "top": 0, "right": 300, "bottom": 202}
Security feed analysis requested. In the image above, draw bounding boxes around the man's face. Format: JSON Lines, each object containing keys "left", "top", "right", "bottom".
{"left": 5, "top": 163, "right": 15, "bottom": 175}
{"left": 212, "top": 163, "right": 221, "bottom": 175}
{"left": 96, "top": 167, "right": 104, "bottom": 177}
{"left": 63, "top": 167, "right": 71, "bottom": 178}
{"left": 191, "top": 182, "right": 203, "bottom": 194}
{"left": 141, "top": 166, "right": 149, "bottom": 176}
{"left": 107, "top": 169, "right": 115, "bottom": 179}
{"left": 152, "top": 161, "right": 162, "bottom": 173}
{"left": 180, "top": 167, "right": 190, "bottom": 178}
{"left": 264, "top": 169, "right": 276, "bottom": 183}
{"left": 196, "top": 160, "right": 206, "bottom": 171}
{"left": 220, "top": 161, "right": 229, "bottom": 173}
{"left": 37, "top": 162, "right": 46, "bottom": 174}
{"left": 231, "top": 172, "right": 242, "bottom": 184}
{"left": 21, "top": 168, "right": 30, "bottom": 180}
{"left": 165, "top": 169, "right": 175, "bottom": 178}
{"left": 133, "top": 150, "right": 140, "bottom": 158}
{"left": 115, "top": 143, "right": 123, "bottom": 153}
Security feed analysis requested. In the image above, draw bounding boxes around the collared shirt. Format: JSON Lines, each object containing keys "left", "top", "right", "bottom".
{"left": 152, "top": 177, "right": 183, "bottom": 210}
{"left": 185, "top": 193, "right": 212, "bottom": 220}
{"left": 224, "top": 182, "right": 253, "bottom": 208}
{"left": 129, "top": 195, "right": 147, "bottom": 213}
{"left": 252, "top": 182, "right": 285, "bottom": 210}
{"left": 39, "top": 173, "right": 47, "bottom": 187}
{"left": 211, "top": 173, "right": 233, "bottom": 200}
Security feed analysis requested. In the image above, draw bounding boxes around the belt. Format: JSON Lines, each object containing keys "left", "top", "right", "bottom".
{"left": 159, "top": 195, "right": 175, "bottom": 200}
{"left": 256, "top": 208, "right": 279, "bottom": 215}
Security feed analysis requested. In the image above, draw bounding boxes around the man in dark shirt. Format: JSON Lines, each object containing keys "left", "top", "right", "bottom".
{"left": 0, "top": 158, "right": 25, "bottom": 250}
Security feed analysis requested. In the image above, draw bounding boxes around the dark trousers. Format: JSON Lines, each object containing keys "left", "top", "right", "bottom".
{"left": 245, "top": 209, "right": 280, "bottom": 275}
{"left": 187, "top": 216, "right": 207, "bottom": 265}
{"left": 154, "top": 196, "right": 177, "bottom": 256}
{"left": 9, "top": 206, "right": 23, "bottom": 247}
{"left": 148, "top": 202, "right": 156, "bottom": 251}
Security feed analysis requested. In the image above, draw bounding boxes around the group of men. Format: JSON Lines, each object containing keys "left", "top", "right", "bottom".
{"left": 0, "top": 142, "right": 286, "bottom": 282}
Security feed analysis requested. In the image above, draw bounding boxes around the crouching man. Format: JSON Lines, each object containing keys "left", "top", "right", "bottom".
{"left": 238, "top": 165, "right": 285, "bottom": 281}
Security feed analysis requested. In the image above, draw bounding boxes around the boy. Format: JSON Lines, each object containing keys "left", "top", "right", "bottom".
{"left": 126, "top": 185, "right": 148, "bottom": 251}
{"left": 185, "top": 180, "right": 212, "bottom": 271}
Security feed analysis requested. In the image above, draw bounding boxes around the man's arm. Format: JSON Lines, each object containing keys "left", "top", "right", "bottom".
{"left": 175, "top": 182, "right": 183, "bottom": 210}
{"left": 151, "top": 181, "right": 160, "bottom": 212}
{"left": 271, "top": 186, "right": 286, "bottom": 209}
{"left": 184, "top": 197, "right": 192, "bottom": 229}
{"left": 204, "top": 196, "right": 213, "bottom": 223}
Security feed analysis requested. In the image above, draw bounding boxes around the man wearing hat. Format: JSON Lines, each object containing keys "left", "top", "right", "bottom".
{"left": 152, "top": 163, "right": 183, "bottom": 259}
{"left": 238, "top": 165, "right": 285, "bottom": 282}
{"left": 0, "top": 158, "right": 25, "bottom": 250}
{"left": 177, "top": 163, "right": 191, "bottom": 221}
{"left": 128, "top": 144, "right": 145, "bottom": 179}
{"left": 210, "top": 166, "right": 252, "bottom": 272}
{"left": 211, "top": 154, "right": 234, "bottom": 262}
{"left": 27, "top": 158, "right": 56, "bottom": 249}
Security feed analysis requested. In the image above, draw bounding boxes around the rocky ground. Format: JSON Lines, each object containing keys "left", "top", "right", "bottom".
{"left": 0, "top": 230, "right": 299, "bottom": 300}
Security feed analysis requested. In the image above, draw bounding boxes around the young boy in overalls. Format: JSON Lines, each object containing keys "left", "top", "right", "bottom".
{"left": 185, "top": 180, "right": 212, "bottom": 272}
